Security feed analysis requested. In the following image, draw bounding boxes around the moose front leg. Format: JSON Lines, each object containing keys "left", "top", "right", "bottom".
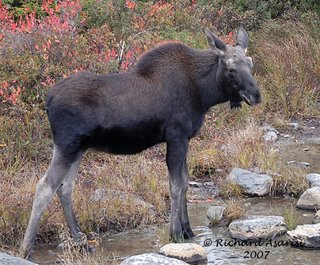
{"left": 180, "top": 159, "right": 195, "bottom": 238}
{"left": 166, "top": 138, "right": 194, "bottom": 241}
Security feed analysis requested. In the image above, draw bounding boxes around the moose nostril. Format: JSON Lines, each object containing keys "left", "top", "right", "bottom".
{"left": 256, "top": 92, "right": 262, "bottom": 103}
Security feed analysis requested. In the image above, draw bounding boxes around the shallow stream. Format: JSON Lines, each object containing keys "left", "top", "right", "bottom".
{"left": 32, "top": 142, "right": 320, "bottom": 264}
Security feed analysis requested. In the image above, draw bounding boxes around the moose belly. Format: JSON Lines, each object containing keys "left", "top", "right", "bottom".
{"left": 87, "top": 122, "right": 164, "bottom": 155}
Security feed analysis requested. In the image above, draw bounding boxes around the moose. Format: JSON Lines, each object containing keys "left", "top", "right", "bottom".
{"left": 21, "top": 27, "right": 261, "bottom": 259}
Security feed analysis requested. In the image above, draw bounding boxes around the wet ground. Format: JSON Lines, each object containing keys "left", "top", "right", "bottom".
{"left": 32, "top": 136, "right": 320, "bottom": 264}
{"left": 33, "top": 197, "right": 320, "bottom": 264}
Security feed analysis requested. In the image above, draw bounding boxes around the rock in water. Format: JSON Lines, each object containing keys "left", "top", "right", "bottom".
{"left": 159, "top": 243, "right": 207, "bottom": 264}
{"left": 306, "top": 173, "right": 320, "bottom": 188}
{"left": 296, "top": 187, "right": 320, "bottom": 210}
{"left": 226, "top": 168, "right": 272, "bottom": 196}
{"left": 120, "top": 253, "right": 188, "bottom": 265}
{"left": 287, "top": 223, "right": 320, "bottom": 248}
{"left": 0, "top": 253, "right": 38, "bottom": 265}
{"left": 229, "top": 215, "right": 287, "bottom": 240}
{"left": 206, "top": 206, "right": 225, "bottom": 224}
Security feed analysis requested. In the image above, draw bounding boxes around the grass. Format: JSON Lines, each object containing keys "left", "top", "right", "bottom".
{"left": 252, "top": 19, "right": 320, "bottom": 119}
{"left": 283, "top": 206, "right": 300, "bottom": 231}
{"left": 223, "top": 199, "right": 249, "bottom": 223}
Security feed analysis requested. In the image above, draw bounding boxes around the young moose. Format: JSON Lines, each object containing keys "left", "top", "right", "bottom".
{"left": 21, "top": 27, "right": 261, "bottom": 259}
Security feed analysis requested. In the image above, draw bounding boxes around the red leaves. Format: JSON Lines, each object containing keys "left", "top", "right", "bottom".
{"left": 126, "top": 0, "right": 137, "bottom": 10}
{"left": 220, "top": 31, "right": 236, "bottom": 46}
{"left": 0, "top": 0, "right": 81, "bottom": 36}
{"left": 0, "top": 81, "right": 23, "bottom": 105}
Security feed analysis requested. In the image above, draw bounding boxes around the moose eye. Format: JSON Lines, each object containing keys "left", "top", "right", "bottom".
{"left": 229, "top": 68, "right": 236, "bottom": 78}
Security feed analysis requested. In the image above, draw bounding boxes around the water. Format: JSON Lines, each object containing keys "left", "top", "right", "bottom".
{"left": 32, "top": 142, "right": 320, "bottom": 264}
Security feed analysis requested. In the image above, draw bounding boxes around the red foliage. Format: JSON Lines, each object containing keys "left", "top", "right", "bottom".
{"left": 0, "top": 81, "right": 23, "bottom": 105}
{"left": 220, "top": 31, "right": 236, "bottom": 46}
{"left": 0, "top": 0, "right": 239, "bottom": 105}
{"left": 0, "top": 0, "right": 81, "bottom": 36}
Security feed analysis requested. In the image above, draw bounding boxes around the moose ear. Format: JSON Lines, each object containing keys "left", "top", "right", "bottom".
{"left": 205, "top": 28, "right": 226, "bottom": 54}
{"left": 236, "top": 27, "right": 249, "bottom": 52}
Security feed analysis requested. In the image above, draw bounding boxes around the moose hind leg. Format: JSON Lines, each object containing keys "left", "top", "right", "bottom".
{"left": 20, "top": 146, "right": 79, "bottom": 259}
{"left": 57, "top": 156, "right": 82, "bottom": 239}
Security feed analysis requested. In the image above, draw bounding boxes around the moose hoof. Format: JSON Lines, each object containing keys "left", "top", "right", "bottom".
{"left": 19, "top": 246, "right": 33, "bottom": 261}
{"left": 170, "top": 232, "right": 185, "bottom": 243}
{"left": 183, "top": 228, "right": 195, "bottom": 239}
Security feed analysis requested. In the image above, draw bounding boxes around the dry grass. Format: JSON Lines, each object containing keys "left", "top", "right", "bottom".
{"left": 221, "top": 120, "right": 279, "bottom": 172}
{"left": 223, "top": 199, "right": 248, "bottom": 223}
{"left": 217, "top": 120, "right": 308, "bottom": 197}
{"left": 272, "top": 165, "right": 308, "bottom": 197}
{"left": 252, "top": 20, "right": 320, "bottom": 119}
{"left": 283, "top": 206, "right": 300, "bottom": 231}
{"left": 220, "top": 182, "right": 244, "bottom": 198}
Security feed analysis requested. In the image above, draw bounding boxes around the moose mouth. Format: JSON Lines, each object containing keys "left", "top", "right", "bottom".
{"left": 240, "top": 92, "right": 252, "bottom": 106}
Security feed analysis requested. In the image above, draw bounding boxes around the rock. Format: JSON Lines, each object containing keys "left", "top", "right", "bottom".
{"left": 204, "top": 181, "right": 214, "bottom": 187}
{"left": 306, "top": 173, "right": 320, "bottom": 188}
{"left": 0, "top": 253, "right": 38, "bottom": 265}
{"left": 189, "top": 181, "right": 203, "bottom": 188}
{"left": 287, "top": 223, "right": 320, "bottom": 248}
{"left": 226, "top": 168, "right": 272, "bottom": 196}
{"left": 206, "top": 206, "right": 225, "bottom": 224}
{"left": 263, "top": 131, "right": 278, "bottom": 142}
{"left": 313, "top": 210, "right": 320, "bottom": 224}
{"left": 262, "top": 125, "right": 279, "bottom": 134}
{"left": 229, "top": 215, "right": 287, "bottom": 240}
{"left": 159, "top": 243, "right": 207, "bottom": 264}
{"left": 120, "top": 253, "right": 188, "bottom": 265}
{"left": 287, "top": 122, "right": 299, "bottom": 130}
{"left": 299, "top": 162, "right": 311, "bottom": 167}
{"left": 296, "top": 187, "right": 320, "bottom": 210}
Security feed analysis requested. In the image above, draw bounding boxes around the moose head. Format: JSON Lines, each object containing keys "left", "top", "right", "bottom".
{"left": 205, "top": 27, "right": 261, "bottom": 109}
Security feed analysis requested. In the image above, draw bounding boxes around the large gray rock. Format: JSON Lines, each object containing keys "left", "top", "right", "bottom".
{"left": 0, "top": 253, "right": 38, "bottom": 265}
{"left": 120, "top": 253, "right": 188, "bottom": 265}
{"left": 226, "top": 168, "right": 272, "bottom": 196}
{"left": 287, "top": 223, "right": 320, "bottom": 248}
{"left": 296, "top": 187, "right": 320, "bottom": 210}
{"left": 229, "top": 215, "right": 287, "bottom": 240}
{"left": 159, "top": 243, "right": 207, "bottom": 264}
{"left": 206, "top": 206, "right": 225, "bottom": 224}
{"left": 306, "top": 173, "right": 320, "bottom": 188}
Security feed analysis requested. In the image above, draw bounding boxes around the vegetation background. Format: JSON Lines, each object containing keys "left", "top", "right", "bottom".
{"left": 0, "top": 0, "right": 319, "bottom": 263}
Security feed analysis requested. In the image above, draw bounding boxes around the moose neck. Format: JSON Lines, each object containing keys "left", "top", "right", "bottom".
{"left": 192, "top": 50, "right": 229, "bottom": 111}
